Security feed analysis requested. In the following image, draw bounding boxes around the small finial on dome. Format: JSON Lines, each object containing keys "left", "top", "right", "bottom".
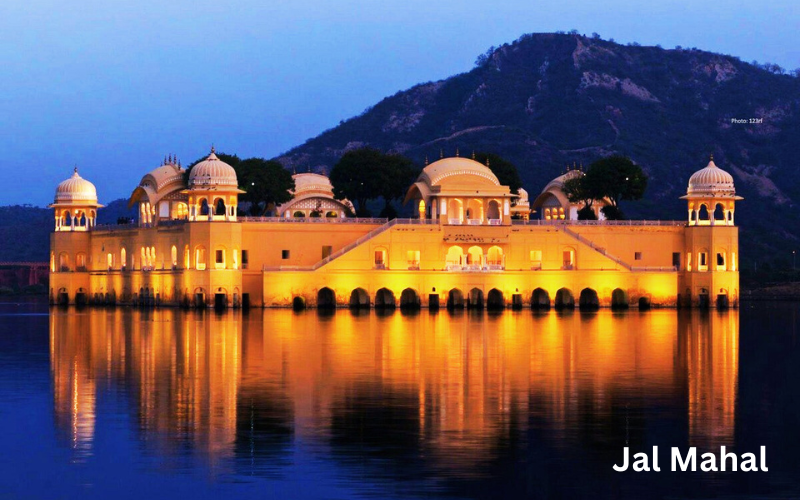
{"left": 486, "top": 158, "right": 490, "bottom": 168}
{"left": 471, "top": 150, "right": 475, "bottom": 160}
{"left": 455, "top": 148, "right": 459, "bottom": 157}
{"left": 424, "top": 156, "right": 428, "bottom": 166}
{"left": 439, "top": 148, "right": 443, "bottom": 159}
{"left": 73, "top": 166, "right": 78, "bottom": 175}
{"left": 211, "top": 144, "right": 215, "bottom": 154}
{"left": 710, "top": 153, "right": 714, "bottom": 162}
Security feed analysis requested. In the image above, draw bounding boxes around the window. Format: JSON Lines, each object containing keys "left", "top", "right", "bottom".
{"left": 233, "top": 249, "right": 239, "bottom": 270}
{"left": 241, "top": 250, "right": 249, "bottom": 269}
{"left": 530, "top": 250, "right": 542, "bottom": 270}
{"left": 171, "top": 245, "right": 178, "bottom": 270}
{"left": 76, "top": 253, "right": 86, "bottom": 271}
{"left": 374, "top": 248, "right": 387, "bottom": 269}
{"left": 731, "top": 252, "right": 737, "bottom": 272}
{"left": 216, "top": 249, "right": 224, "bottom": 264}
{"left": 672, "top": 252, "right": 681, "bottom": 270}
{"left": 716, "top": 252, "right": 726, "bottom": 270}
{"left": 282, "top": 250, "right": 290, "bottom": 260}
{"left": 687, "top": 253, "right": 692, "bottom": 272}
{"left": 195, "top": 246, "right": 207, "bottom": 270}
{"left": 406, "top": 250, "right": 420, "bottom": 269}
{"left": 322, "top": 246, "right": 332, "bottom": 259}
{"left": 107, "top": 253, "right": 113, "bottom": 270}
{"left": 121, "top": 248, "right": 127, "bottom": 270}
{"left": 698, "top": 252, "right": 708, "bottom": 271}
{"left": 634, "top": 252, "right": 642, "bottom": 261}
{"left": 562, "top": 249, "right": 575, "bottom": 270}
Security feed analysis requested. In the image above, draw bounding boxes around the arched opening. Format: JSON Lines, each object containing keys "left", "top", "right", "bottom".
{"left": 486, "top": 288, "right": 504, "bottom": 310}
{"left": 375, "top": 288, "right": 396, "bottom": 309}
{"left": 293, "top": 211, "right": 305, "bottom": 218}
{"left": 63, "top": 210, "right": 72, "bottom": 227}
{"left": 466, "top": 246, "right": 483, "bottom": 268}
{"left": 447, "top": 288, "right": 465, "bottom": 309}
{"left": 58, "top": 252, "right": 70, "bottom": 272}
{"left": 400, "top": 288, "right": 421, "bottom": 310}
{"left": 326, "top": 211, "right": 338, "bottom": 218}
{"left": 120, "top": 247, "right": 127, "bottom": 270}
{"left": 214, "top": 198, "right": 226, "bottom": 216}
{"left": 448, "top": 199, "right": 463, "bottom": 223}
{"left": 487, "top": 199, "right": 501, "bottom": 221}
{"left": 171, "top": 245, "right": 178, "bottom": 269}
{"left": 555, "top": 288, "right": 574, "bottom": 310}
{"left": 638, "top": 296, "right": 652, "bottom": 310}
{"left": 468, "top": 288, "right": 484, "bottom": 309}
{"left": 199, "top": 198, "right": 210, "bottom": 216}
{"left": 292, "top": 296, "right": 306, "bottom": 311}
{"left": 466, "top": 199, "right": 483, "bottom": 222}
{"left": 195, "top": 246, "right": 207, "bottom": 270}
{"left": 697, "top": 204, "right": 709, "bottom": 223}
{"left": 75, "top": 253, "right": 87, "bottom": 271}
{"left": 317, "top": 287, "right": 336, "bottom": 308}
{"left": 713, "top": 203, "right": 725, "bottom": 223}
{"left": 349, "top": 288, "right": 370, "bottom": 309}
{"left": 611, "top": 288, "right": 629, "bottom": 309}
{"left": 716, "top": 288, "right": 729, "bottom": 309}
{"left": 445, "top": 246, "right": 464, "bottom": 269}
{"left": 531, "top": 288, "right": 550, "bottom": 310}
{"left": 487, "top": 246, "right": 503, "bottom": 268}
{"left": 579, "top": 288, "right": 599, "bottom": 311}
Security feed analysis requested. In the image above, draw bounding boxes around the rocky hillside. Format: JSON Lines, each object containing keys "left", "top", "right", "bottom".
{"left": 279, "top": 33, "right": 800, "bottom": 269}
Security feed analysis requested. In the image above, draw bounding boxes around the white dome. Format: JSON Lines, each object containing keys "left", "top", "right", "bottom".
{"left": 687, "top": 158, "right": 736, "bottom": 196}
{"left": 419, "top": 157, "right": 500, "bottom": 187}
{"left": 188, "top": 150, "right": 238, "bottom": 188}
{"left": 292, "top": 173, "right": 334, "bottom": 196}
{"left": 54, "top": 168, "right": 98, "bottom": 204}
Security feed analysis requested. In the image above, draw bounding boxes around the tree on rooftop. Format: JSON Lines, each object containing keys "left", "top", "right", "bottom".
{"left": 583, "top": 155, "right": 648, "bottom": 220}
{"left": 473, "top": 152, "right": 522, "bottom": 194}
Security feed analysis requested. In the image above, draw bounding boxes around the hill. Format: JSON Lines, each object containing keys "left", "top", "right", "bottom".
{"left": 279, "top": 33, "right": 800, "bottom": 270}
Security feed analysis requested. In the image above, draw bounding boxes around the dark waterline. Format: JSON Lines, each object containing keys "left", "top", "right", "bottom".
{"left": 0, "top": 299, "right": 799, "bottom": 499}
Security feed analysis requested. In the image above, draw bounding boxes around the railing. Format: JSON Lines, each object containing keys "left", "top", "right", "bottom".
{"left": 511, "top": 219, "right": 685, "bottom": 226}
{"left": 240, "top": 216, "right": 388, "bottom": 224}
{"left": 93, "top": 219, "right": 187, "bottom": 232}
{"left": 488, "top": 219, "right": 502, "bottom": 226}
{"left": 448, "top": 218, "right": 462, "bottom": 225}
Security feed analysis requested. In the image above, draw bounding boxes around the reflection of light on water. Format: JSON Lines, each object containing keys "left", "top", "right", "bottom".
{"left": 49, "top": 308, "right": 739, "bottom": 476}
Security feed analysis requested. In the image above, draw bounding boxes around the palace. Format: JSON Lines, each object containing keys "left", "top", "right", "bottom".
{"left": 49, "top": 151, "right": 740, "bottom": 309}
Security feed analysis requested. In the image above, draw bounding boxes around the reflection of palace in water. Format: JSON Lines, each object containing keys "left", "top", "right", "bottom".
{"left": 50, "top": 309, "right": 739, "bottom": 470}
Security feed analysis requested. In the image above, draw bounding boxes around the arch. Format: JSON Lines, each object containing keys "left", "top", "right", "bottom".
{"left": 58, "top": 252, "right": 69, "bottom": 272}
{"left": 171, "top": 245, "right": 178, "bottom": 269}
{"left": 466, "top": 198, "right": 483, "bottom": 221}
{"left": 447, "top": 288, "right": 465, "bottom": 309}
{"left": 531, "top": 288, "right": 550, "bottom": 310}
{"left": 486, "top": 288, "right": 504, "bottom": 310}
{"left": 468, "top": 288, "right": 484, "bottom": 309}
{"left": 554, "top": 288, "right": 574, "bottom": 310}
{"left": 716, "top": 288, "right": 729, "bottom": 309}
{"left": 487, "top": 246, "right": 504, "bottom": 267}
{"left": 349, "top": 288, "right": 370, "bottom": 308}
{"left": 400, "top": 288, "right": 421, "bottom": 310}
{"left": 75, "top": 252, "right": 87, "bottom": 271}
{"left": 445, "top": 245, "right": 464, "bottom": 268}
{"left": 291, "top": 296, "right": 306, "bottom": 310}
{"left": 638, "top": 296, "right": 651, "bottom": 310}
{"left": 63, "top": 210, "right": 72, "bottom": 227}
{"left": 611, "top": 288, "right": 629, "bottom": 309}
{"left": 326, "top": 211, "right": 338, "bottom": 218}
{"left": 195, "top": 245, "right": 207, "bottom": 270}
{"left": 579, "top": 288, "right": 599, "bottom": 311}
{"left": 487, "top": 199, "right": 501, "bottom": 220}
{"left": 317, "top": 287, "right": 336, "bottom": 308}
{"left": 121, "top": 247, "right": 127, "bottom": 270}
{"left": 713, "top": 203, "right": 725, "bottom": 222}
{"left": 199, "top": 198, "right": 210, "bottom": 216}
{"left": 466, "top": 246, "right": 483, "bottom": 267}
{"left": 214, "top": 198, "right": 226, "bottom": 216}
{"left": 448, "top": 199, "right": 463, "bottom": 222}
{"left": 293, "top": 210, "right": 305, "bottom": 218}
{"left": 561, "top": 247, "right": 576, "bottom": 270}
{"left": 697, "top": 203, "right": 709, "bottom": 222}
{"left": 375, "top": 288, "right": 396, "bottom": 309}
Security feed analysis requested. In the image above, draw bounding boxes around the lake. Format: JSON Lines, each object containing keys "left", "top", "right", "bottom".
{"left": 1, "top": 299, "right": 799, "bottom": 499}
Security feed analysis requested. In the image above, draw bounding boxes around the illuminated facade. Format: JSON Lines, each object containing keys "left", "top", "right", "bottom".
{"left": 49, "top": 152, "right": 740, "bottom": 309}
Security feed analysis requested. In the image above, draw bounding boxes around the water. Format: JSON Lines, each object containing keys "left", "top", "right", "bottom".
{"left": 1, "top": 299, "right": 799, "bottom": 499}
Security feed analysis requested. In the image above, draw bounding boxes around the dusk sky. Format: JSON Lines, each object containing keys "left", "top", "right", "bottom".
{"left": 2, "top": 0, "right": 798, "bottom": 206}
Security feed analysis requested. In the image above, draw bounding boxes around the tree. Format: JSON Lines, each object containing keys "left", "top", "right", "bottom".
{"left": 582, "top": 155, "right": 647, "bottom": 220}
{"left": 330, "top": 147, "right": 417, "bottom": 217}
{"left": 473, "top": 152, "right": 523, "bottom": 194}
{"left": 236, "top": 158, "right": 295, "bottom": 215}
{"left": 562, "top": 175, "right": 600, "bottom": 220}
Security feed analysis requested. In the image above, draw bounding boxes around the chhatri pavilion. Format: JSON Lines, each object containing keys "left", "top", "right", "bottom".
{"left": 49, "top": 151, "right": 740, "bottom": 309}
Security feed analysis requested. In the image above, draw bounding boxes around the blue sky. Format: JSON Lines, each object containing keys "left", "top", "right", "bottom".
{"left": 1, "top": 0, "right": 798, "bottom": 205}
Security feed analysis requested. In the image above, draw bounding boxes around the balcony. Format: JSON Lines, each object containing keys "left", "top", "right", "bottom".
{"left": 448, "top": 218, "right": 462, "bottom": 225}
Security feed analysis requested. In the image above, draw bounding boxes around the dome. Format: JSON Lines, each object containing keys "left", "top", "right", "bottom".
{"left": 419, "top": 157, "right": 500, "bottom": 187}
{"left": 188, "top": 150, "right": 238, "bottom": 188}
{"left": 54, "top": 167, "right": 98, "bottom": 204}
{"left": 539, "top": 169, "right": 583, "bottom": 195}
{"left": 686, "top": 158, "right": 736, "bottom": 197}
{"left": 292, "top": 173, "right": 334, "bottom": 196}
